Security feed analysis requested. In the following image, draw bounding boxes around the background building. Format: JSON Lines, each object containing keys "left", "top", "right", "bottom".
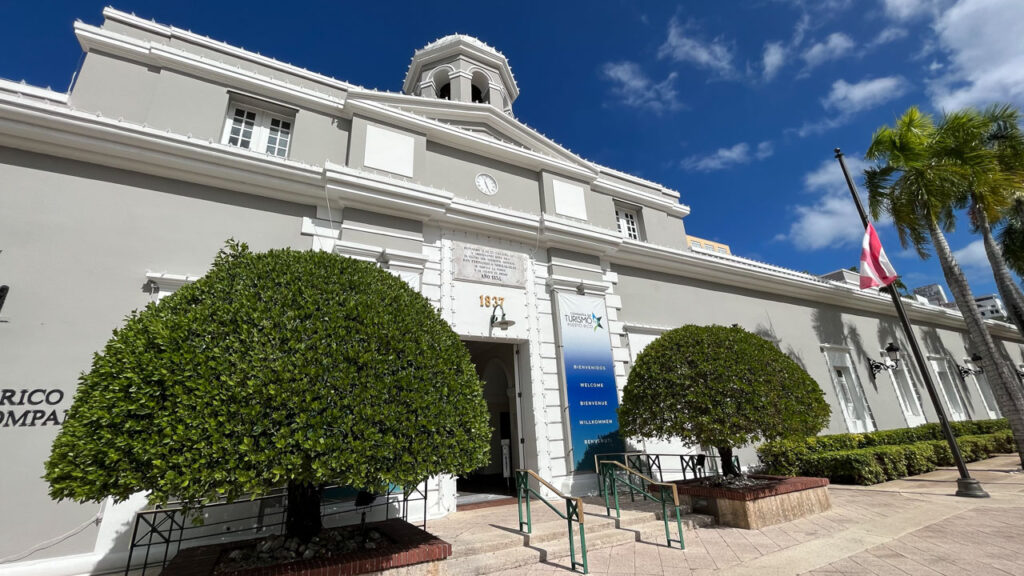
{"left": 913, "top": 283, "right": 950, "bottom": 306}
{"left": 686, "top": 235, "right": 731, "bottom": 255}
{"left": 976, "top": 294, "right": 1008, "bottom": 321}
{"left": 1, "top": 8, "right": 1022, "bottom": 575}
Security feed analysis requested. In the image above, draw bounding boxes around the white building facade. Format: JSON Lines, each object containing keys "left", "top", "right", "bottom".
{"left": 2, "top": 9, "right": 1024, "bottom": 575}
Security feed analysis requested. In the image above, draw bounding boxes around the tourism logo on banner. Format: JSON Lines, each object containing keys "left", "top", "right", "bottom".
{"left": 557, "top": 292, "right": 624, "bottom": 472}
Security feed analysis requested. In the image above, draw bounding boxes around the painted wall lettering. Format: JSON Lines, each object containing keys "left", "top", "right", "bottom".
{"left": 0, "top": 389, "right": 69, "bottom": 427}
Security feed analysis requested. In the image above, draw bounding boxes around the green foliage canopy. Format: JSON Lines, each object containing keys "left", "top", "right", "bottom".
{"left": 619, "top": 325, "right": 830, "bottom": 450}
{"left": 45, "top": 243, "right": 490, "bottom": 507}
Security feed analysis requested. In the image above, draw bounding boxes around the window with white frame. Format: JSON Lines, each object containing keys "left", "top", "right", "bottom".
{"left": 221, "top": 98, "right": 294, "bottom": 158}
{"left": 615, "top": 205, "right": 641, "bottom": 240}
{"left": 886, "top": 353, "right": 926, "bottom": 427}
{"left": 929, "top": 356, "right": 968, "bottom": 421}
{"left": 963, "top": 358, "right": 1000, "bottom": 419}
{"left": 822, "top": 346, "right": 875, "bottom": 433}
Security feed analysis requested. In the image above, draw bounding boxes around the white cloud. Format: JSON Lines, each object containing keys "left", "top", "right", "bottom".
{"left": 780, "top": 156, "right": 877, "bottom": 251}
{"left": 822, "top": 76, "right": 910, "bottom": 114}
{"left": 762, "top": 42, "right": 787, "bottom": 81}
{"left": 927, "top": 0, "right": 1024, "bottom": 110}
{"left": 953, "top": 239, "right": 989, "bottom": 270}
{"left": 882, "top": 0, "right": 947, "bottom": 20}
{"left": 801, "top": 33, "right": 855, "bottom": 71}
{"left": 658, "top": 17, "right": 735, "bottom": 78}
{"left": 681, "top": 140, "right": 774, "bottom": 172}
{"left": 793, "top": 76, "right": 910, "bottom": 137}
{"left": 869, "top": 27, "right": 909, "bottom": 47}
{"left": 601, "top": 61, "right": 682, "bottom": 114}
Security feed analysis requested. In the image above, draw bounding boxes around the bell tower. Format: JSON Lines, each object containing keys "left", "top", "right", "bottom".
{"left": 403, "top": 35, "right": 519, "bottom": 115}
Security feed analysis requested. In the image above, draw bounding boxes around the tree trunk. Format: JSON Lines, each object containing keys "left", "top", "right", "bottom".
{"left": 286, "top": 481, "right": 322, "bottom": 542}
{"left": 717, "top": 446, "right": 739, "bottom": 477}
{"left": 928, "top": 216, "right": 1024, "bottom": 468}
{"left": 976, "top": 206, "right": 1024, "bottom": 336}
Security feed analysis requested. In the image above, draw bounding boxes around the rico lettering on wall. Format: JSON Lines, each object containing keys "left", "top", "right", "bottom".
{"left": 556, "top": 292, "right": 624, "bottom": 472}
{"left": 1, "top": 389, "right": 68, "bottom": 427}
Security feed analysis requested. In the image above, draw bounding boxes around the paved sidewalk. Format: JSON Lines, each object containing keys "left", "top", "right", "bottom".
{"left": 438, "top": 454, "right": 1024, "bottom": 576}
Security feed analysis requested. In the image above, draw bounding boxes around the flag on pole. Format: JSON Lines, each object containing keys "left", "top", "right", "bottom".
{"left": 860, "top": 223, "right": 898, "bottom": 289}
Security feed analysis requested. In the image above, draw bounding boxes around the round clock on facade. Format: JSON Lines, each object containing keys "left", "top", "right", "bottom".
{"left": 475, "top": 173, "right": 498, "bottom": 196}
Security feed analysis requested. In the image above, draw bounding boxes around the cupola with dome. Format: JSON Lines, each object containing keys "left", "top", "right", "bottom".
{"left": 403, "top": 34, "right": 519, "bottom": 115}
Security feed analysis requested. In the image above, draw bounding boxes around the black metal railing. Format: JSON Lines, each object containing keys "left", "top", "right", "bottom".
{"left": 593, "top": 450, "right": 740, "bottom": 485}
{"left": 124, "top": 479, "right": 431, "bottom": 575}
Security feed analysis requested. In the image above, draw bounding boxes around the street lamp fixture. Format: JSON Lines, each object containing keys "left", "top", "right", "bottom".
{"left": 958, "top": 353, "right": 984, "bottom": 378}
{"left": 869, "top": 342, "right": 901, "bottom": 377}
{"left": 490, "top": 304, "right": 516, "bottom": 330}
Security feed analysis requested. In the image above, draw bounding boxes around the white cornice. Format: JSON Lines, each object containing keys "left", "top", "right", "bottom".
{"left": 101, "top": 8, "right": 359, "bottom": 94}
{"left": 0, "top": 92, "right": 326, "bottom": 204}
{"left": 323, "top": 162, "right": 452, "bottom": 220}
{"left": 540, "top": 214, "right": 624, "bottom": 255}
{"left": 591, "top": 177, "right": 690, "bottom": 217}
{"left": 0, "top": 78, "right": 68, "bottom": 103}
{"left": 0, "top": 91, "right": 1019, "bottom": 342}
{"left": 91, "top": 11, "right": 684, "bottom": 215}
{"left": 351, "top": 91, "right": 589, "bottom": 168}
{"left": 75, "top": 23, "right": 347, "bottom": 116}
{"left": 345, "top": 98, "right": 595, "bottom": 182}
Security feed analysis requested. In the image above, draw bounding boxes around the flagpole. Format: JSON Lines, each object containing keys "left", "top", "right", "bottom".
{"left": 834, "top": 148, "right": 988, "bottom": 498}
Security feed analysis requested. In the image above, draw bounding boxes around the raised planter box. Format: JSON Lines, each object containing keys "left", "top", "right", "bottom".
{"left": 161, "top": 518, "right": 450, "bottom": 576}
{"left": 672, "top": 475, "right": 830, "bottom": 530}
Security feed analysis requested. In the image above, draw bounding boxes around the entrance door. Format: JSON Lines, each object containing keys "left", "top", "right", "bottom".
{"left": 457, "top": 340, "right": 520, "bottom": 506}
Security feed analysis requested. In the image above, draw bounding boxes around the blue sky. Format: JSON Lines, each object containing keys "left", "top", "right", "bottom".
{"left": 4, "top": 0, "right": 1023, "bottom": 301}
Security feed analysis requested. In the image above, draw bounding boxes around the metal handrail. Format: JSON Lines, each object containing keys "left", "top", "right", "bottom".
{"left": 597, "top": 461, "right": 685, "bottom": 550}
{"left": 515, "top": 469, "right": 587, "bottom": 574}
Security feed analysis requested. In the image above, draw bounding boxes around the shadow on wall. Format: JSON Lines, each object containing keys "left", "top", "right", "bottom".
{"left": 811, "top": 307, "right": 876, "bottom": 391}
{"left": 919, "top": 327, "right": 978, "bottom": 414}
{"left": 753, "top": 320, "right": 807, "bottom": 371}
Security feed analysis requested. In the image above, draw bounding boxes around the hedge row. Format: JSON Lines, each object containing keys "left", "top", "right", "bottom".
{"left": 762, "top": 430, "right": 1016, "bottom": 485}
{"left": 758, "top": 419, "right": 1010, "bottom": 476}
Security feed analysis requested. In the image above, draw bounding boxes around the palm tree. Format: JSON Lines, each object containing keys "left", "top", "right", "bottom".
{"left": 956, "top": 105, "right": 1024, "bottom": 336}
{"left": 1000, "top": 196, "right": 1024, "bottom": 277}
{"left": 865, "top": 106, "right": 1024, "bottom": 467}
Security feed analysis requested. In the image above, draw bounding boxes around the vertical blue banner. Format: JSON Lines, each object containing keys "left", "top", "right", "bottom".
{"left": 557, "top": 292, "right": 624, "bottom": 472}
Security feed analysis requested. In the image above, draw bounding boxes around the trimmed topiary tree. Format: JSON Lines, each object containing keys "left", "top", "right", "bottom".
{"left": 45, "top": 242, "right": 490, "bottom": 541}
{"left": 619, "top": 324, "right": 830, "bottom": 477}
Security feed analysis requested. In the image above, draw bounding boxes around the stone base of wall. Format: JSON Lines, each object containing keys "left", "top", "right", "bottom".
{"left": 673, "top": 475, "right": 831, "bottom": 530}
{"left": 162, "top": 518, "right": 450, "bottom": 576}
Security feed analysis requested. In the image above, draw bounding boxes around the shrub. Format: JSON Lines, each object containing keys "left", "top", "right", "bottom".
{"left": 802, "top": 450, "right": 887, "bottom": 485}
{"left": 619, "top": 325, "right": 830, "bottom": 476}
{"left": 45, "top": 243, "right": 491, "bottom": 541}
{"left": 762, "top": 432, "right": 1014, "bottom": 485}
{"left": 758, "top": 419, "right": 1009, "bottom": 462}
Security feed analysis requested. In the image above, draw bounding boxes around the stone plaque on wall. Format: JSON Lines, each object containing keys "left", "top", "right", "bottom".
{"left": 453, "top": 242, "right": 526, "bottom": 287}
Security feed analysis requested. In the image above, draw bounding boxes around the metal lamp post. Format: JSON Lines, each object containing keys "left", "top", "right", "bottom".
{"left": 835, "top": 148, "right": 988, "bottom": 498}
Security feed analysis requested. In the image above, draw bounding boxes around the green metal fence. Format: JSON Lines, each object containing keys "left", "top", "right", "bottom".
{"left": 597, "top": 460, "right": 685, "bottom": 550}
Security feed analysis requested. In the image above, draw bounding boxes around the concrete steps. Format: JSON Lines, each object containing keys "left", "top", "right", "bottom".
{"left": 444, "top": 503, "right": 713, "bottom": 576}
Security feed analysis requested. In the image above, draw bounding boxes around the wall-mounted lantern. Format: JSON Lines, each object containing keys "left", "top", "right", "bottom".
{"left": 869, "top": 342, "right": 901, "bottom": 377}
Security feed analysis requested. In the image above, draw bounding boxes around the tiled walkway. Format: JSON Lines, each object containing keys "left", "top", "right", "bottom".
{"left": 439, "top": 454, "right": 1024, "bottom": 575}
